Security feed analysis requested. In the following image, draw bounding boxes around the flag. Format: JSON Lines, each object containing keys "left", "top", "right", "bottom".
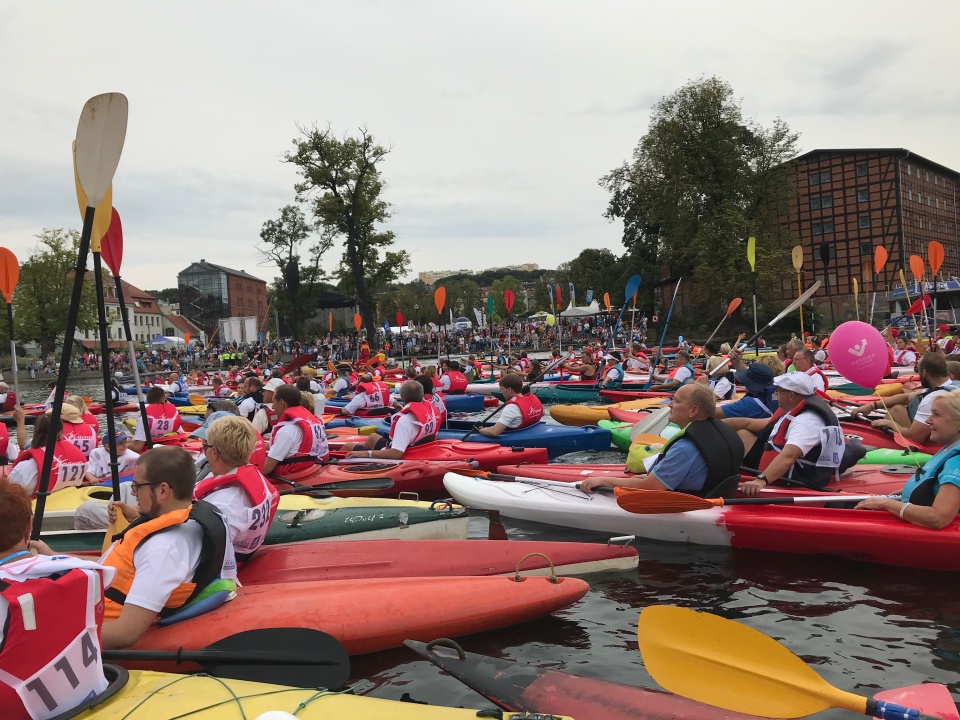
{"left": 555, "top": 284, "right": 561, "bottom": 309}
{"left": 568, "top": 282, "right": 576, "bottom": 306}
{"left": 546, "top": 283, "right": 554, "bottom": 311}
{"left": 473, "top": 307, "right": 482, "bottom": 326}
{"left": 585, "top": 289, "right": 594, "bottom": 305}
{"left": 450, "top": 308, "right": 454, "bottom": 325}
{"left": 487, "top": 295, "right": 494, "bottom": 318}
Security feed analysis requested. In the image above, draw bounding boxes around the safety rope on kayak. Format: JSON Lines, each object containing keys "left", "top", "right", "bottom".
{"left": 343, "top": 461, "right": 397, "bottom": 473}
{"left": 513, "top": 552, "right": 559, "bottom": 584}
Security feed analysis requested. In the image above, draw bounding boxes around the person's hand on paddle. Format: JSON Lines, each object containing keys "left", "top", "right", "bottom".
{"left": 737, "top": 479, "right": 765, "bottom": 497}
{"left": 845, "top": 403, "right": 869, "bottom": 419}
{"left": 579, "top": 476, "right": 618, "bottom": 493}
{"left": 727, "top": 347, "right": 745, "bottom": 370}
{"left": 108, "top": 500, "right": 140, "bottom": 524}
{"left": 27, "top": 539, "right": 55, "bottom": 556}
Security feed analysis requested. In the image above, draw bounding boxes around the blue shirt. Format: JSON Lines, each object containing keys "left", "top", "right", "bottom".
{"left": 650, "top": 437, "right": 708, "bottom": 493}
{"left": 719, "top": 392, "right": 777, "bottom": 419}
{"left": 901, "top": 445, "right": 960, "bottom": 502}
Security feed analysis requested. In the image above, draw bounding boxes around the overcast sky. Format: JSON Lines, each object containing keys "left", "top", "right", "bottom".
{"left": 2, "top": 1, "right": 959, "bottom": 295}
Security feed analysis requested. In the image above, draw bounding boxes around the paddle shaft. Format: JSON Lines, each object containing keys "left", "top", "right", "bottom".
{"left": 111, "top": 275, "right": 152, "bottom": 449}
{"left": 460, "top": 357, "right": 563, "bottom": 441}
{"left": 644, "top": 278, "right": 682, "bottom": 389}
{"left": 751, "top": 272, "right": 758, "bottom": 357}
{"left": 694, "top": 313, "right": 730, "bottom": 360}
{"left": 92, "top": 252, "right": 122, "bottom": 501}
{"left": 32, "top": 207, "right": 95, "bottom": 539}
{"left": 598, "top": 275, "right": 642, "bottom": 368}
{"left": 103, "top": 648, "right": 336, "bottom": 666}
{"left": 6, "top": 302, "right": 18, "bottom": 407}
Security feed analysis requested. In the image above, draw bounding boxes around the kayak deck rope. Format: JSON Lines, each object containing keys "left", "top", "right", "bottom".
{"left": 117, "top": 673, "right": 363, "bottom": 719}
{"left": 513, "top": 552, "right": 559, "bottom": 584}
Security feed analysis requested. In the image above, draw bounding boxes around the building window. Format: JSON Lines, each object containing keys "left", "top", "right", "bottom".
{"left": 859, "top": 216, "right": 871, "bottom": 229}
{"left": 857, "top": 189, "right": 869, "bottom": 202}
{"left": 927, "top": 195, "right": 932, "bottom": 205}
{"left": 808, "top": 171, "right": 831, "bottom": 186}
{"left": 811, "top": 221, "right": 834, "bottom": 236}
{"left": 908, "top": 189, "right": 913, "bottom": 201}
{"left": 925, "top": 171, "right": 930, "bottom": 181}
{"left": 811, "top": 195, "right": 833, "bottom": 210}
{"left": 860, "top": 242, "right": 872, "bottom": 256}
{"left": 856, "top": 164, "right": 868, "bottom": 177}
{"left": 936, "top": 197, "right": 940, "bottom": 209}
{"left": 906, "top": 164, "right": 912, "bottom": 176}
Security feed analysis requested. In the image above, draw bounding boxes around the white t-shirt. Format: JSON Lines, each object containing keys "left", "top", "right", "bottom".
{"left": 99, "top": 517, "right": 237, "bottom": 614}
{"left": 603, "top": 365, "right": 623, "bottom": 383}
{"left": 252, "top": 407, "right": 271, "bottom": 435}
{"left": 197, "top": 475, "right": 256, "bottom": 555}
{"left": 9, "top": 458, "right": 41, "bottom": 493}
{"left": 309, "top": 379, "right": 322, "bottom": 393}
{"left": 331, "top": 378, "right": 350, "bottom": 394}
{"left": 343, "top": 393, "right": 371, "bottom": 414}
{"left": 390, "top": 413, "right": 426, "bottom": 454}
{"left": 88, "top": 447, "right": 140, "bottom": 477}
{"left": 770, "top": 409, "right": 827, "bottom": 455}
{"left": 673, "top": 365, "right": 694, "bottom": 384}
{"left": 626, "top": 356, "right": 646, "bottom": 371}
{"left": 267, "top": 423, "right": 304, "bottom": 462}
{"left": 440, "top": 374, "right": 452, "bottom": 391}
{"left": 237, "top": 396, "right": 258, "bottom": 418}
{"left": 915, "top": 381, "right": 955, "bottom": 425}
{"left": 498, "top": 403, "right": 523, "bottom": 430}
{"left": 710, "top": 376, "right": 733, "bottom": 400}
{"left": 893, "top": 349, "right": 917, "bottom": 366}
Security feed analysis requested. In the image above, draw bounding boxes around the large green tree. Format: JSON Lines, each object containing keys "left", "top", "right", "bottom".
{"left": 257, "top": 204, "right": 331, "bottom": 338}
{"left": 15, "top": 229, "right": 98, "bottom": 353}
{"left": 489, "top": 275, "right": 526, "bottom": 320}
{"left": 599, "top": 76, "right": 799, "bottom": 321}
{"left": 285, "top": 125, "right": 409, "bottom": 345}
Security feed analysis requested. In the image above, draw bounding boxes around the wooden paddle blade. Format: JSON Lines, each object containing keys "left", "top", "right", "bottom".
{"left": 0, "top": 247, "right": 20, "bottom": 303}
{"left": 616, "top": 489, "right": 717, "bottom": 514}
{"left": 910, "top": 255, "right": 925, "bottom": 283}
{"left": 638, "top": 606, "right": 865, "bottom": 718}
{"left": 791, "top": 245, "right": 803, "bottom": 271}
{"left": 434, "top": 286, "right": 446, "bottom": 314}
{"left": 206, "top": 628, "right": 349, "bottom": 687}
{"left": 72, "top": 140, "right": 114, "bottom": 252}
{"left": 726, "top": 297, "right": 742, "bottom": 315}
{"left": 74, "top": 93, "right": 128, "bottom": 209}
{"left": 929, "top": 241, "right": 945, "bottom": 274}
{"left": 101, "top": 208, "right": 123, "bottom": 275}
{"left": 102, "top": 514, "right": 129, "bottom": 553}
{"left": 874, "top": 245, "right": 888, "bottom": 273}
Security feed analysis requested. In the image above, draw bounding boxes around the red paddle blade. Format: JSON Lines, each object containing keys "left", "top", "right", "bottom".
{"left": 726, "top": 297, "right": 742, "bottom": 315}
{"left": 0, "top": 247, "right": 20, "bottom": 304}
{"left": 504, "top": 289, "right": 515, "bottom": 313}
{"left": 396, "top": 311, "right": 404, "bottom": 327}
{"left": 555, "top": 285, "right": 562, "bottom": 307}
{"left": 614, "top": 488, "right": 718, "bottom": 514}
{"left": 909, "top": 255, "right": 925, "bottom": 283}
{"left": 434, "top": 286, "right": 446, "bottom": 315}
{"left": 874, "top": 245, "right": 888, "bottom": 273}
{"left": 101, "top": 207, "right": 123, "bottom": 274}
{"left": 906, "top": 295, "right": 931, "bottom": 315}
{"left": 929, "top": 241, "right": 945, "bottom": 274}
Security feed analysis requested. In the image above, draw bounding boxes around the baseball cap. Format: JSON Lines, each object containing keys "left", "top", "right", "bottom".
{"left": 734, "top": 363, "right": 775, "bottom": 393}
{"left": 102, "top": 429, "right": 129, "bottom": 446}
{"left": 773, "top": 372, "right": 816, "bottom": 396}
{"left": 940, "top": 325, "right": 951, "bottom": 332}
{"left": 190, "top": 411, "right": 237, "bottom": 440}
{"left": 49, "top": 404, "right": 83, "bottom": 424}
{"left": 264, "top": 378, "right": 285, "bottom": 393}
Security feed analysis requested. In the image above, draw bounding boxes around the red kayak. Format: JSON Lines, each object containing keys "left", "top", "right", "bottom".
{"left": 840, "top": 421, "right": 942, "bottom": 453}
{"left": 329, "top": 439, "right": 547, "bottom": 472}
{"left": 238, "top": 539, "right": 639, "bottom": 585}
{"left": 269, "top": 459, "right": 476, "bottom": 496}
{"left": 405, "top": 639, "right": 758, "bottom": 720}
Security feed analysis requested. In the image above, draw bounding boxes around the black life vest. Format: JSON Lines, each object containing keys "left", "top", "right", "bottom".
{"left": 652, "top": 418, "right": 744, "bottom": 498}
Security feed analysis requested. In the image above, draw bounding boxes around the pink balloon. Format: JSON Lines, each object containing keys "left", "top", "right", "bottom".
{"left": 829, "top": 321, "right": 888, "bottom": 388}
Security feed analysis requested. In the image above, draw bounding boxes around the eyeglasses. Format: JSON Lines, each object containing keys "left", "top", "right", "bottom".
{"left": 201, "top": 441, "right": 219, "bottom": 454}
{"left": 130, "top": 481, "right": 162, "bottom": 494}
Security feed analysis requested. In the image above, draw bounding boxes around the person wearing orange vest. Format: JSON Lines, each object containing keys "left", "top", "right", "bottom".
{"left": 343, "top": 380, "right": 440, "bottom": 460}
{"left": 8, "top": 414, "right": 97, "bottom": 496}
{"left": 478, "top": 372, "right": 544, "bottom": 437}
{"left": 59, "top": 402, "right": 99, "bottom": 459}
{"left": 263, "top": 384, "right": 329, "bottom": 477}
{"left": 129, "top": 386, "right": 183, "bottom": 452}
{"left": 99, "top": 446, "right": 234, "bottom": 649}
{"left": 791, "top": 349, "right": 829, "bottom": 393}
{"left": 0, "top": 478, "right": 117, "bottom": 720}
{"left": 339, "top": 373, "right": 391, "bottom": 415}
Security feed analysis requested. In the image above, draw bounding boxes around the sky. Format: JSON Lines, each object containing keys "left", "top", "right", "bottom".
{"left": 2, "top": 1, "right": 959, "bottom": 295}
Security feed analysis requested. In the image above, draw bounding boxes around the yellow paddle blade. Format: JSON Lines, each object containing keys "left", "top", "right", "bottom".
{"left": 102, "top": 513, "right": 128, "bottom": 553}
{"left": 72, "top": 140, "right": 113, "bottom": 252}
{"left": 638, "top": 606, "right": 868, "bottom": 718}
{"left": 357, "top": 425, "right": 379, "bottom": 436}
{"left": 189, "top": 394, "right": 207, "bottom": 406}
{"left": 746, "top": 236, "right": 756, "bottom": 271}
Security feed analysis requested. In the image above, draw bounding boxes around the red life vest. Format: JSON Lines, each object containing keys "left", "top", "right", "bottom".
{"left": 518, "top": 358, "right": 531, "bottom": 372}
{"left": 194, "top": 464, "right": 279, "bottom": 560}
{"left": 258, "top": 405, "right": 280, "bottom": 435}
{"left": 424, "top": 392, "right": 448, "bottom": 426}
{"left": 505, "top": 392, "right": 544, "bottom": 428}
{"left": 14, "top": 442, "right": 89, "bottom": 496}
{"left": 145, "top": 402, "right": 181, "bottom": 437}
{"left": 63, "top": 422, "right": 98, "bottom": 458}
{"left": 0, "top": 423, "right": 8, "bottom": 456}
{"left": 250, "top": 431, "right": 268, "bottom": 471}
{"left": 804, "top": 366, "right": 830, "bottom": 391}
{"left": 80, "top": 412, "right": 99, "bottom": 434}
{"left": 213, "top": 385, "right": 231, "bottom": 398}
{"left": 269, "top": 405, "right": 328, "bottom": 476}
{"left": 389, "top": 401, "right": 440, "bottom": 450}
{"left": 322, "top": 371, "right": 335, "bottom": 384}
{"left": 0, "top": 558, "right": 109, "bottom": 720}
{"left": 0, "top": 392, "right": 15, "bottom": 412}
{"left": 357, "top": 381, "right": 391, "bottom": 408}
{"left": 445, "top": 371, "right": 468, "bottom": 394}
{"left": 893, "top": 346, "right": 916, "bottom": 366}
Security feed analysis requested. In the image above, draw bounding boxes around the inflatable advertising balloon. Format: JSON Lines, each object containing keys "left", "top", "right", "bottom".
{"left": 829, "top": 321, "right": 887, "bottom": 388}
{"left": 546, "top": 314, "right": 556, "bottom": 327}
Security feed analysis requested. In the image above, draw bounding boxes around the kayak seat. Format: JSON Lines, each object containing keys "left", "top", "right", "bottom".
{"left": 158, "top": 579, "right": 237, "bottom": 627}
{"left": 704, "top": 474, "right": 740, "bottom": 500}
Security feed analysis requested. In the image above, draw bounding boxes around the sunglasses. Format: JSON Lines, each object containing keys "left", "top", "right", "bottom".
{"left": 130, "top": 481, "right": 162, "bottom": 494}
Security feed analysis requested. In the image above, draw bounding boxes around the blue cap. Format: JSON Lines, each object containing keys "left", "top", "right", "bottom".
{"left": 190, "top": 410, "right": 237, "bottom": 439}
{"left": 102, "top": 429, "right": 129, "bottom": 446}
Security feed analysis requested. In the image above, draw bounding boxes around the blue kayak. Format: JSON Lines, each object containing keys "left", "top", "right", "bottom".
{"left": 355, "top": 417, "right": 612, "bottom": 459}
{"left": 324, "top": 393, "right": 486, "bottom": 413}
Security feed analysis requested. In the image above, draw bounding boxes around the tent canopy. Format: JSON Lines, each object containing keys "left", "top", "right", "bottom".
{"left": 560, "top": 300, "right": 602, "bottom": 318}
{"left": 528, "top": 310, "right": 552, "bottom": 319}
{"left": 149, "top": 335, "right": 185, "bottom": 345}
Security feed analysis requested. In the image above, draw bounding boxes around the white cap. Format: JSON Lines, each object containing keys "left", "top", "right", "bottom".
{"left": 263, "top": 378, "right": 285, "bottom": 393}
{"left": 603, "top": 354, "right": 615, "bottom": 361}
{"left": 773, "top": 372, "right": 815, "bottom": 396}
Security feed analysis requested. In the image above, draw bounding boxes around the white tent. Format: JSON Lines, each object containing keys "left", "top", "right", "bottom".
{"left": 560, "top": 300, "right": 602, "bottom": 318}
{"left": 149, "top": 335, "right": 185, "bottom": 346}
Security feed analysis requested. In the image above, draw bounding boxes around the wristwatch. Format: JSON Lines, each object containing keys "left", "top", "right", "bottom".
{"left": 368, "top": 450, "right": 373, "bottom": 458}
{"left": 756, "top": 473, "right": 768, "bottom": 486}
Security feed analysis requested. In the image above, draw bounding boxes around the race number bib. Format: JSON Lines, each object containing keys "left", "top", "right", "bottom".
{"left": 16, "top": 627, "right": 106, "bottom": 720}
{"left": 309, "top": 424, "right": 328, "bottom": 458}
{"left": 50, "top": 463, "right": 86, "bottom": 493}
{"left": 816, "top": 426, "right": 845, "bottom": 467}
{"left": 240, "top": 496, "right": 275, "bottom": 553}
{"left": 151, "top": 417, "right": 174, "bottom": 435}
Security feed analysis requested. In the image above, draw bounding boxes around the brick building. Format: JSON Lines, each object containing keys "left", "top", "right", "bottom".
{"left": 784, "top": 148, "right": 960, "bottom": 326}
{"left": 177, "top": 260, "right": 268, "bottom": 339}
{"left": 74, "top": 275, "right": 163, "bottom": 348}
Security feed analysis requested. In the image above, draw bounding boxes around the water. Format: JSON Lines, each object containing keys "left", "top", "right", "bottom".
{"left": 38, "top": 376, "right": 960, "bottom": 716}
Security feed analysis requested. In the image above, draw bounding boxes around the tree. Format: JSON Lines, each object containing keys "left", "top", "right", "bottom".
{"left": 147, "top": 288, "right": 180, "bottom": 305}
{"left": 599, "top": 76, "right": 799, "bottom": 321}
{"left": 444, "top": 278, "right": 482, "bottom": 318}
{"left": 15, "top": 229, "right": 98, "bottom": 353}
{"left": 257, "top": 204, "right": 331, "bottom": 338}
{"left": 489, "top": 275, "right": 526, "bottom": 320}
{"left": 285, "top": 125, "right": 409, "bottom": 346}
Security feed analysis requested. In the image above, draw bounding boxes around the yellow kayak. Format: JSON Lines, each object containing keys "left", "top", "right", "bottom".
{"left": 70, "top": 668, "right": 573, "bottom": 719}
{"left": 549, "top": 398, "right": 673, "bottom": 426}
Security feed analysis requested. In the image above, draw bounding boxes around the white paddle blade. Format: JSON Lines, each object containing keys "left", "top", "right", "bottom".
{"left": 74, "top": 93, "right": 128, "bottom": 208}
{"left": 630, "top": 406, "right": 671, "bottom": 441}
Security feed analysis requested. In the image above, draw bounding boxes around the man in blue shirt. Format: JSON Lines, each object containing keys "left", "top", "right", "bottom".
{"left": 715, "top": 362, "right": 778, "bottom": 420}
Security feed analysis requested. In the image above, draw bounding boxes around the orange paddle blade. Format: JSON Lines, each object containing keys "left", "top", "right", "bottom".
{"left": 874, "top": 245, "right": 888, "bottom": 273}
{"left": 0, "top": 247, "right": 20, "bottom": 303}
{"left": 353, "top": 313, "right": 362, "bottom": 331}
{"left": 434, "top": 286, "right": 446, "bottom": 315}
{"left": 862, "top": 258, "right": 872, "bottom": 281}
{"left": 328, "top": 311, "right": 333, "bottom": 333}
{"left": 616, "top": 489, "right": 720, "bottom": 514}
{"left": 909, "top": 255, "right": 925, "bottom": 283}
{"left": 929, "top": 241, "right": 945, "bottom": 274}
{"left": 726, "top": 297, "right": 742, "bottom": 315}
{"left": 603, "top": 292, "right": 611, "bottom": 311}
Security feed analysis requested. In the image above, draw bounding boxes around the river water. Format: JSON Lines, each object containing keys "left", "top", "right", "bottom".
{"left": 33, "top": 377, "right": 960, "bottom": 717}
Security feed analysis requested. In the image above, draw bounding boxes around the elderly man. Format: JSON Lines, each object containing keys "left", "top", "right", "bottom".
{"left": 728, "top": 373, "right": 845, "bottom": 495}
{"left": 581, "top": 384, "right": 743, "bottom": 497}
{"left": 342, "top": 380, "right": 440, "bottom": 460}
{"left": 649, "top": 349, "right": 695, "bottom": 392}
{"left": 791, "top": 348, "right": 829, "bottom": 392}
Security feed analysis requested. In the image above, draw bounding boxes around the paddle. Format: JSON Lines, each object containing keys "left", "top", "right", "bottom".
{"left": 103, "top": 628, "right": 350, "bottom": 688}
{"left": 643, "top": 277, "right": 682, "bottom": 390}
{"left": 929, "top": 240, "right": 945, "bottom": 335}
{"left": 434, "top": 286, "right": 445, "bottom": 363}
{"left": 637, "top": 605, "right": 941, "bottom": 720}
{"left": 460, "top": 356, "right": 563, "bottom": 441}
{"left": 871, "top": 245, "right": 888, "bottom": 325}
{"left": 898, "top": 269, "right": 922, "bottom": 339}
{"left": 791, "top": 246, "right": 805, "bottom": 335}
{"left": 628, "top": 406, "right": 672, "bottom": 442}
{"left": 747, "top": 236, "right": 758, "bottom": 356}
{"left": 596, "top": 275, "right": 642, "bottom": 379}
{"left": 853, "top": 278, "right": 860, "bottom": 322}
{"left": 0, "top": 248, "right": 21, "bottom": 408}
{"left": 909, "top": 254, "right": 931, "bottom": 344}
{"left": 694, "top": 297, "right": 742, "bottom": 360}
{"left": 189, "top": 393, "right": 208, "bottom": 406}
{"left": 280, "top": 353, "right": 315, "bottom": 376}
{"left": 616, "top": 488, "right": 893, "bottom": 514}
{"left": 32, "top": 93, "right": 128, "bottom": 542}
{"left": 707, "top": 281, "right": 822, "bottom": 378}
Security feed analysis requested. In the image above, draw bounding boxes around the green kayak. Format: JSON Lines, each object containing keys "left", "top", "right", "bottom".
{"left": 598, "top": 420, "right": 633, "bottom": 452}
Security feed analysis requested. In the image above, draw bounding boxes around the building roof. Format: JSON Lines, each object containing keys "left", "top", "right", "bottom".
{"left": 163, "top": 312, "right": 203, "bottom": 336}
{"left": 80, "top": 273, "right": 162, "bottom": 313}
{"left": 792, "top": 148, "right": 960, "bottom": 179}
{"left": 179, "top": 260, "right": 266, "bottom": 283}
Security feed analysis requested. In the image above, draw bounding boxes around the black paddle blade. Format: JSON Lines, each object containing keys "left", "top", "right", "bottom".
{"left": 205, "top": 628, "right": 350, "bottom": 688}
